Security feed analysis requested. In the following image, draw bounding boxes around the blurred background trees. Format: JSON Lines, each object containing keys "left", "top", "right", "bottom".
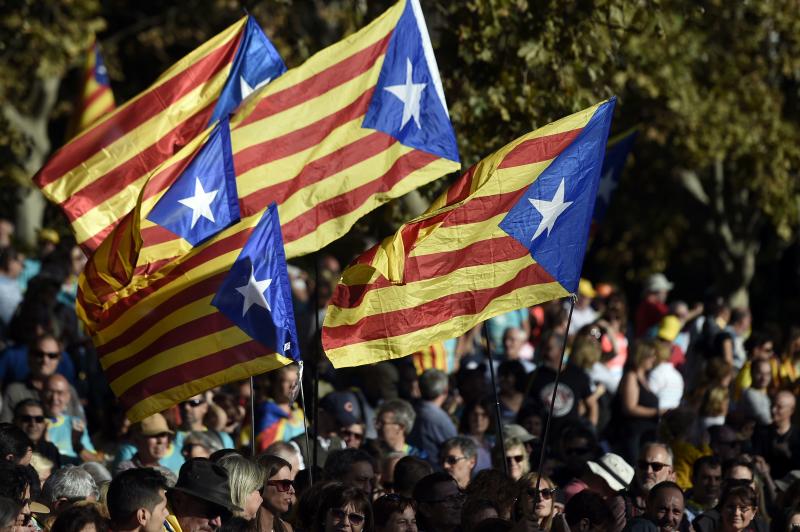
{"left": 1, "top": 0, "right": 799, "bottom": 327}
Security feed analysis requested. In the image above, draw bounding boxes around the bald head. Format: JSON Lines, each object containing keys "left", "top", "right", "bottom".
{"left": 44, "top": 374, "right": 71, "bottom": 417}
{"left": 773, "top": 390, "right": 796, "bottom": 427}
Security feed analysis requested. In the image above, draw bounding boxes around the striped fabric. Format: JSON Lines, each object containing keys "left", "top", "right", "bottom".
{"left": 34, "top": 17, "right": 249, "bottom": 252}
{"left": 73, "top": 41, "right": 115, "bottom": 134}
{"left": 78, "top": 0, "right": 459, "bottom": 422}
{"left": 322, "top": 101, "right": 614, "bottom": 368}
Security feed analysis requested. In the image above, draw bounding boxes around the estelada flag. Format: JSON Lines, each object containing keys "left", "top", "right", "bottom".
{"left": 34, "top": 17, "right": 286, "bottom": 252}
{"left": 322, "top": 99, "right": 616, "bottom": 368}
{"left": 70, "top": 40, "right": 115, "bottom": 135}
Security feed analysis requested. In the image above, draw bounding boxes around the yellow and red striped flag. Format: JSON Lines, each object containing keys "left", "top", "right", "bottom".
{"left": 322, "top": 99, "right": 616, "bottom": 367}
{"left": 34, "top": 17, "right": 286, "bottom": 252}
{"left": 78, "top": 0, "right": 460, "bottom": 421}
{"left": 71, "top": 40, "right": 115, "bottom": 134}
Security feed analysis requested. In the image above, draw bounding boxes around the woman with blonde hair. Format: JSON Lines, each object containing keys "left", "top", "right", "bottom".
{"left": 515, "top": 472, "right": 557, "bottom": 530}
{"left": 492, "top": 437, "right": 529, "bottom": 481}
{"left": 218, "top": 454, "right": 266, "bottom": 520}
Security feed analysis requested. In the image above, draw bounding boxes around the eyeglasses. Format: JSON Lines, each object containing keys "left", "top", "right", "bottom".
{"left": 31, "top": 349, "right": 59, "bottom": 360}
{"left": 722, "top": 503, "right": 754, "bottom": 514}
{"left": 329, "top": 508, "right": 365, "bottom": 526}
{"left": 638, "top": 461, "right": 670, "bottom": 472}
{"left": 266, "top": 479, "right": 295, "bottom": 492}
{"left": 506, "top": 454, "right": 525, "bottom": 464}
{"left": 443, "top": 455, "right": 467, "bottom": 466}
{"left": 183, "top": 398, "right": 205, "bottom": 408}
{"left": 340, "top": 429, "right": 364, "bottom": 441}
{"left": 527, "top": 487, "right": 556, "bottom": 500}
{"left": 18, "top": 415, "right": 45, "bottom": 424}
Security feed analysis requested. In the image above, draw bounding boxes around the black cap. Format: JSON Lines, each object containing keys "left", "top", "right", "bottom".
{"left": 169, "top": 458, "right": 242, "bottom": 512}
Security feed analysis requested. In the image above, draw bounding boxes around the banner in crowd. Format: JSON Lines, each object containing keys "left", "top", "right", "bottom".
{"left": 77, "top": 0, "right": 460, "bottom": 421}
{"left": 34, "top": 17, "right": 286, "bottom": 252}
{"left": 322, "top": 99, "right": 616, "bottom": 367}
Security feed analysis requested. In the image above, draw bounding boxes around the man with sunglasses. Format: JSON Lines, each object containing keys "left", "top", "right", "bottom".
{"left": 440, "top": 437, "right": 477, "bottom": 489}
{"left": 0, "top": 334, "right": 83, "bottom": 423}
{"left": 631, "top": 443, "right": 676, "bottom": 517}
{"left": 13, "top": 399, "right": 60, "bottom": 468}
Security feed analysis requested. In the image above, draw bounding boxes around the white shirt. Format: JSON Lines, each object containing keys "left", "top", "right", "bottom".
{"left": 648, "top": 362, "right": 684, "bottom": 410}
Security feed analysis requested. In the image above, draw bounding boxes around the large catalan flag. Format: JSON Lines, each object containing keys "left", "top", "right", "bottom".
{"left": 72, "top": 40, "right": 115, "bottom": 134}
{"left": 322, "top": 100, "right": 615, "bottom": 367}
{"left": 34, "top": 17, "right": 286, "bottom": 252}
{"left": 78, "top": 0, "right": 459, "bottom": 421}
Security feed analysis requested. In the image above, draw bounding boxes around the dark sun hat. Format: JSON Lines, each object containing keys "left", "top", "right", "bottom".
{"left": 169, "top": 458, "right": 242, "bottom": 512}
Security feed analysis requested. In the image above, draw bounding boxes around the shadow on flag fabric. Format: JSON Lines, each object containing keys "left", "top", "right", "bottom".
{"left": 70, "top": 40, "right": 115, "bottom": 136}
{"left": 322, "top": 99, "right": 616, "bottom": 368}
{"left": 34, "top": 16, "right": 285, "bottom": 252}
{"left": 593, "top": 128, "right": 638, "bottom": 227}
{"left": 130, "top": 0, "right": 459, "bottom": 265}
{"left": 211, "top": 203, "right": 299, "bottom": 360}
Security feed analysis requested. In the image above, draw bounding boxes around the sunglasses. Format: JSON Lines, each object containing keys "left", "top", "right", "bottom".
{"left": 340, "top": 429, "right": 364, "bottom": 441}
{"left": 31, "top": 349, "right": 59, "bottom": 360}
{"left": 18, "top": 415, "right": 45, "bottom": 424}
{"left": 506, "top": 454, "right": 525, "bottom": 464}
{"left": 183, "top": 398, "right": 205, "bottom": 408}
{"left": 443, "top": 455, "right": 467, "bottom": 466}
{"left": 638, "top": 461, "right": 669, "bottom": 472}
{"left": 329, "top": 508, "right": 365, "bottom": 526}
{"left": 266, "top": 479, "right": 295, "bottom": 492}
{"left": 527, "top": 487, "right": 556, "bottom": 500}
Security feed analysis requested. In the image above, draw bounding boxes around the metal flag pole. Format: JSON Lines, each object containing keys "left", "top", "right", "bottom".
{"left": 482, "top": 322, "right": 508, "bottom": 476}
{"left": 249, "top": 376, "right": 256, "bottom": 456}
{"left": 311, "top": 257, "right": 320, "bottom": 471}
{"left": 297, "top": 361, "right": 313, "bottom": 485}
{"left": 534, "top": 295, "right": 576, "bottom": 493}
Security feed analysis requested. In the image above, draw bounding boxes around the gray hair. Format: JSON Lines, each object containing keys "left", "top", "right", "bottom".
{"left": 641, "top": 442, "right": 674, "bottom": 466}
{"left": 42, "top": 466, "right": 99, "bottom": 505}
{"left": 184, "top": 430, "right": 223, "bottom": 454}
{"left": 218, "top": 455, "right": 266, "bottom": 517}
{"left": 441, "top": 436, "right": 478, "bottom": 460}
{"left": 378, "top": 399, "right": 416, "bottom": 435}
{"left": 80, "top": 462, "right": 112, "bottom": 486}
{"left": 419, "top": 369, "right": 448, "bottom": 400}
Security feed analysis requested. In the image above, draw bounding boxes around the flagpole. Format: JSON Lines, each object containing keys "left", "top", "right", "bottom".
{"left": 249, "top": 376, "right": 256, "bottom": 456}
{"left": 311, "top": 257, "right": 320, "bottom": 472}
{"left": 533, "top": 295, "right": 576, "bottom": 493}
{"left": 482, "top": 322, "right": 508, "bottom": 476}
{"left": 298, "top": 361, "right": 313, "bottom": 485}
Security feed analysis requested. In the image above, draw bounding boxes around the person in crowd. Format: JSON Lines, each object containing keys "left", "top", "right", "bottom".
{"left": 648, "top": 324, "right": 685, "bottom": 411}
{"left": 568, "top": 325, "right": 606, "bottom": 428}
{"left": 393, "top": 456, "right": 433, "bottom": 498}
{"left": 715, "top": 308, "right": 751, "bottom": 370}
{"left": 413, "top": 472, "right": 464, "bottom": 532}
{"left": 465, "top": 469, "right": 519, "bottom": 521}
{"left": 43, "top": 374, "right": 99, "bottom": 464}
{"left": 528, "top": 330, "right": 595, "bottom": 438}
{"left": 218, "top": 454, "right": 265, "bottom": 520}
{"left": 563, "top": 489, "right": 614, "bottom": 532}
{"left": 486, "top": 310, "right": 530, "bottom": 356}
{"left": 492, "top": 437, "right": 529, "bottom": 482}
{"left": 440, "top": 436, "right": 478, "bottom": 489}
{"left": 181, "top": 430, "right": 224, "bottom": 459}
{"left": 551, "top": 423, "right": 602, "bottom": 488}
{"left": 610, "top": 340, "right": 661, "bottom": 463}
{"left": 694, "top": 484, "right": 760, "bottom": 532}
{"left": 256, "top": 455, "right": 294, "bottom": 532}
{"left": 42, "top": 465, "right": 99, "bottom": 515}
{"left": 116, "top": 413, "right": 179, "bottom": 483}
{"left": 707, "top": 426, "right": 743, "bottom": 463}
{"left": 313, "top": 483, "right": 372, "bottom": 532}
{"left": 630, "top": 443, "right": 676, "bottom": 514}
{"left": 685, "top": 456, "right": 722, "bottom": 521}
{"left": 0, "top": 247, "right": 23, "bottom": 327}
{"left": 166, "top": 458, "right": 240, "bottom": 532}
{"left": 514, "top": 472, "right": 556, "bottom": 530}
{"left": 0, "top": 463, "right": 35, "bottom": 529}
{"left": 12, "top": 399, "right": 60, "bottom": 468}
{"left": 179, "top": 394, "right": 235, "bottom": 450}
{"left": 752, "top": 390, "right": 800, "bottom": 473}
{"left": 106, "top": 468, "right": 169, "bottom": 532}
{"left": 408, "top": 369, "right": 456, "bottom": 466}
{"left": 375, "top": 399, "right": 425, "bottom": 458}
{"left": 687, "top": 358, "right": 734, "bottom": 412}
{"left": 0, "top": 422, "right": 32, "bottom": 466}
{"left": 736, "top": 358, "right": 773, "bottom": 427}
{"left": 461, "top": 498, "right": 500, "bottom": 532}
{"left": 634, "top": 273, "right": 673, "bottom": 338}
{"left": 0, "top": 334, "right": 83, "bottom": 423}
{"left": 0, "top": 497, "right": 20, "bottom": 531}
{"left": 324, "top": 449, "right": 376, "bottom": 497}
{"left": 624, "top": 480, "right": 686, "bottom": 532}
{"left": 50, "top": 503, "right": 110, "bottom": 532}
{"left": 263, "top": 441, "right": 303, "bottom": 479}
{"left": 255, "top": 365, "right": 305, "bottom": 451}
{"left": 374, "top": 493, "right": 417, "bottom": 532}
{"left": 733, "top": 333, "right": 778, "bottom": 400}
{"left": 502, "top": 328, "right": 535, "bottom": 372}
{"left": 458, "top": 399, "right": 494, "bottom": 473}
{"left": 496, "top": 361, "right": 528, "bottom": 424}
{"left": 340, "top": 422, "right": 366, "bottom": 450}
{"left": 291, "top": 391, "right": 350, "bottom": 468}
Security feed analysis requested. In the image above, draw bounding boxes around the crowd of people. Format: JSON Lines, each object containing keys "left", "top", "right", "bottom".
{"left": 0, "top": 221, "right": 799, "bottom": 531}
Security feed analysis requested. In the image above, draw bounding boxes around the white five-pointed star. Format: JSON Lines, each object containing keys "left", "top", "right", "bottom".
{"left": 529, "top": 178, "right": 573, "bottom": 241}
{"left": 240, "top": 76, "right": 271, "bottom": 100}
{"left": 235, "top": 264, "right": 273, "bottom": 316}
{"left": 384, "top": 58, "right": 427, "bottom": 129}
{"left": 596, "top": 168, "right": 615, "bottom": 205}
{"left": 178, "top": 178, "right": 218, "bottom": 229}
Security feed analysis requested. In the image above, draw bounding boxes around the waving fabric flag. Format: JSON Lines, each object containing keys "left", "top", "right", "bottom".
{"left": 71, "top": 40, "right": 115, "bottom": 134}
{"left": 132, "top": 0, "right": 460, "bottom": 263}
{"left": 34, "top": 17, "right": 285, "bottom": 252}
{"left": 322, "top": 99, "right": 615, "bottom": 368}
{"left": 593, "top": 128, "right": 637, "bottom": 225}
